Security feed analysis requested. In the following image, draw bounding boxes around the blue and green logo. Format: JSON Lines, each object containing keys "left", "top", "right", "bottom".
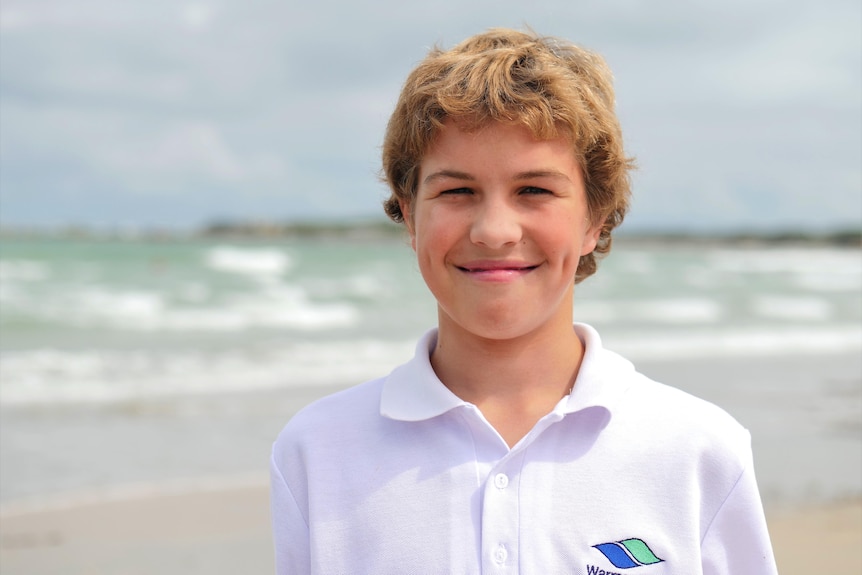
{"left": 592, "top": 538, "right": 664, "bottom": 569}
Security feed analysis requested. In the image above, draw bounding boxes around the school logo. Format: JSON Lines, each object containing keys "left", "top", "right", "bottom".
{"left": 591, "top": 538, "right": 664, "bottom": 569}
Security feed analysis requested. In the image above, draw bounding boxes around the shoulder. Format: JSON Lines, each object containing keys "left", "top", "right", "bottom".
{"left": 272, "top": 329, "right": 441, "bottom": 472}
{"left": 575, "top": 324, "right": 750, "bottom": 460}
{"left": 273, "top": 377, "right": 386, "bottom": 452}
{"left": 629, "top": 368, "right": 746, "bottom": 439}
{"left": 607, "top": 356, "right": 752, "bottom": 475}
{"left": 272, "top": 378, "right": 384, "bottom": 463}
{"left": 593, "top": 353, "right": 755, "bottom": 517}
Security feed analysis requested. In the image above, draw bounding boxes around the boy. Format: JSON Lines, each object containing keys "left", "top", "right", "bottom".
{"left": 271, "top": 28, "right": 777, "bottom": 574}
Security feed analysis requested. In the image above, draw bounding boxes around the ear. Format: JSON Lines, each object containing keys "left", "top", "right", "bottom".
{"left": 399, "top": 199, "right": 416, "bottom": 251}
{"left": 580, "top": 221, "right": 602, "bottom": 256}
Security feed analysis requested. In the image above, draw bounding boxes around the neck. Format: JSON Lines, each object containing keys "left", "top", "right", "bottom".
{"left": 431, "top": 313, "right": 585, "bottom": 446}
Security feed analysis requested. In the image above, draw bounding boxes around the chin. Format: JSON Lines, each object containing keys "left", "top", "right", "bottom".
{"left": 461, "top": 314, "right": 547, "bottom": 342}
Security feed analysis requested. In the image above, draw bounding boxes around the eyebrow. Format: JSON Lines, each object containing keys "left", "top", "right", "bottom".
{"left": 422, "top": 169, "right": 571, "bottom": 186}
{"left": 422, "top": 170, "right": 474, "bottom": 185}
{"left": 513, "top": 169, "right": 572, "bottom": 182}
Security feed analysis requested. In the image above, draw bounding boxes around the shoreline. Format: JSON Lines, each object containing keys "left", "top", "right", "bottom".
{"left": 1, "top": 482, "right": 859, "bottom": 575}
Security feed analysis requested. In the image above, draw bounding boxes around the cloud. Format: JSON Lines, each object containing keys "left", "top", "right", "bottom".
{"left": 1, "top": 0, "right": 859, "bottom": 230}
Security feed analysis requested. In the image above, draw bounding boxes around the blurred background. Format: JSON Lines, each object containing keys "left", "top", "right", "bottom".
{"left": 1, "top": 1, "right": 860, "bottom": 574}
{"left": 1, "top": 0, "right": 860, "bottom": 233}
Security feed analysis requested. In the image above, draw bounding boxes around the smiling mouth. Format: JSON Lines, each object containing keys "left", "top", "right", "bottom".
{"left": 455, "top": 260, "right": 541, "bottom": 276}
{"left": 457, "top": 265, "right": 538, "bottom": 272}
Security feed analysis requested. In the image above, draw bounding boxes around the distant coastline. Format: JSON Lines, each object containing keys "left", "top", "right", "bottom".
{"left": 1, "top": 219, "right": 860, "bottom": 247}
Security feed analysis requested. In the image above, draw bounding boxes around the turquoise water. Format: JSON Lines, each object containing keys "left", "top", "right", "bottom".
{"left": 1, "top": 236, "right": 860, "bottom": 404}
{"left": 1, "top": 236, "right": 860, "bottom": 507}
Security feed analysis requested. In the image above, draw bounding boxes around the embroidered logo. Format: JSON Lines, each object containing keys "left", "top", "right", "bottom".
{"left": 591, "top": 538, "right": 664, "bottom": 569}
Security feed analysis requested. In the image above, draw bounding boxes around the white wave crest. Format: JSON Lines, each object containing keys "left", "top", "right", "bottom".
{"left": 0, "top": 339, "right": 415, "bottom": 404}
{"left": 752, "top": 295, "right": 832, "bottom": 321}
{"left": 6, "top": 281, "right": 357, "bottom": 332}
{"left": 205, "top": 245, "right": 291, "bottom": 276}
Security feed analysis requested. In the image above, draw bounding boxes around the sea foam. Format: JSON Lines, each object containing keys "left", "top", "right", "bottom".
{"left": 205, "top": 245, "right": 292, "bottom": 276}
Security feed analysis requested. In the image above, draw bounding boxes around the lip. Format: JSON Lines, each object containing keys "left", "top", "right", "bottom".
{"left": 456, "top": 259, "right": 539, "bottom": 281}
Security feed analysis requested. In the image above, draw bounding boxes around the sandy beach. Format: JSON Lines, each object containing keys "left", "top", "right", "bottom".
{"left": 769, "top": 499, "right": 862, "bottom": 574}
{"left": 1, "top": 484, "right": 860, "bottom": 575}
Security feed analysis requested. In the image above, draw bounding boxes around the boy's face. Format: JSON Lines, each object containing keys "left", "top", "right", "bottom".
{"left": 404, "top": 120, "right": 601, "bottom": 342}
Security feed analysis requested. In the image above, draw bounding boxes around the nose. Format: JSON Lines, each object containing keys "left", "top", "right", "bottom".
{"left": 469, "top": 196, "right": 522, "bottom": 249}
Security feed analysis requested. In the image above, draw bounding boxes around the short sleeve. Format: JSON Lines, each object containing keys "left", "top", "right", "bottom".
{"left": 270, "top": 450, "right": 310, "bottom": 575}
{"left": 700, "top": 456, "right": 778, "bottom": 575}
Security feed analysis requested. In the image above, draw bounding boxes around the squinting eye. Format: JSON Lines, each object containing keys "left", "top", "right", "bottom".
{"left": 441, "top": 188, "right": 472, "bottom": 195}
{"left": 520, "top": 186, "right": 552, "bottom": 195}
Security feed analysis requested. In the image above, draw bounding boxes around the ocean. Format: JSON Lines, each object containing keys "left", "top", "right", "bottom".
{"left": 1, "top": 236, "right": 860, "bottom": 508}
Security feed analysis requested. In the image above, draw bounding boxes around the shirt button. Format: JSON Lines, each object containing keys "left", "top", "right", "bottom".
{"left": 494, "top": 473, "right": 509, "bottom": 489}
{"left": 494, "top": 545, "right": 507, "bottom": 563}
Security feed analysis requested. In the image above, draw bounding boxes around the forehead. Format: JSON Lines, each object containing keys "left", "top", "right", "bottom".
{"left": 419, "top": 120, "right": 580, "bottom": 177}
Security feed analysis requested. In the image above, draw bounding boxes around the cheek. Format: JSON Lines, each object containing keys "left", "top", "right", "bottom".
{"left": 413, "top": 218, "right": 459, "bottom": 278}
{"left": 413, "top": 240, "right": 443, "bottom": 295}
{"left": 543, "top": 215, "right": 595, "bottom": 258}
{"left": 414, "top": 206, "right": 457, "bottom": 247}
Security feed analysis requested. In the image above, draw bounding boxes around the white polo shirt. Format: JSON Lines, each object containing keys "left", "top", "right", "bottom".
{"left": 270, "top": 324, "right": 777, "bottom": 574}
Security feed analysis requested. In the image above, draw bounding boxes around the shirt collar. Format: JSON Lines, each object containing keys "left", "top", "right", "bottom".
{"left": 380, "top": 323, "right": 634, "bottom": 422}
{"left": 380, "top": 329, "right": 465, "bottom": 421}
{"left": 563, "top": 323, "right": 634, "bottom": 414}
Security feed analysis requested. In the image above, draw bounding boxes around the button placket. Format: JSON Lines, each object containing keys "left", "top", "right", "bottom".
{"left": 480, "top": 452, "right": 525, "bottom": 572}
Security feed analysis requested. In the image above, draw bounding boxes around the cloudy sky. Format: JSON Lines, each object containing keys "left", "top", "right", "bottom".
{"left": 1, "top": 0, "right": 860, "bottom": 232}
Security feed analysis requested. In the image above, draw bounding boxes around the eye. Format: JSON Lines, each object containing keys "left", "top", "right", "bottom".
{"left": 519, "top": 186, "right": 553, "bottom": 195}
{"left": 440, "top": 187, "right": 473, "bottom": 196}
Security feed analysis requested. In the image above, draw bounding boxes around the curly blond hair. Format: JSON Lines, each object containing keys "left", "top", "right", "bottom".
{"left": 381, "top": 28, "right": 634, "bottom": 283}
